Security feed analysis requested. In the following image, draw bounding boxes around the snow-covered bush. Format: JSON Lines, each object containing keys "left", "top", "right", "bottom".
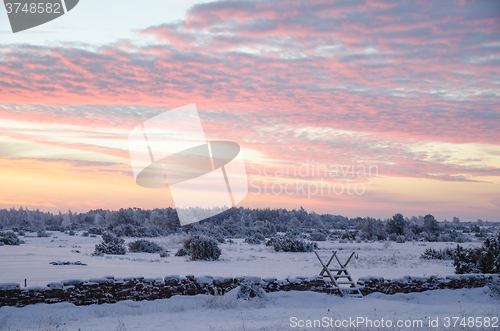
{"left": 437, "top": 233, "right": 453, "bottom": 242}
{"left": 454, "top": 233, "right": 500, "bottom": 274}
{"left": 455, "top": 233, "right": 466, "bottom": 243}
{"left": 89, "top": 227, "right": 102, "bottom": 235}
{"left": 309, "top": 232, "right": 327, "bottom": 241}
{"left": 92, "top": 232, "right": 126, "bottom": 256}
{"left": 113, "top": 224, "right": 162, "bottom": 238}
{"left": 244, "top": 233, "right": 265, "bottom": 245}
{"left": 237, "top": 282, "right": 266, "bottom": 300}
{"left": 175, "top": 248, "right": 189, "bottom": 257}
{"left": 0, "top": 231, "right": 22, "bottom": 245}
{"left": 37, "top": 230, "right": 50, "bottom": 237}
{"left": 214, "top": 234, "right": 226, "bottom": 244}
{"left": 396, "top": 235, "right": 406, "bottom": 243}
{"left": 45, "top": 225, "right": 61, "bottom": 232}
{"left": 182, "top": 236, "right": 221, "bottom": 261}
{"left": 266, "top": 237, "right": 317, "bottom": 252}
{"left": 488, "top": 277, "right": 500, "bottom": 299}
{"left": 93, "top": 242, "right": 126, "bottom": 256}
{"left": 420, "top": 248, "right": 454, "bottom": 260}
{"left": 127, "top": 239, "right": 164, "bottom": 253}
{"left": 101, "top": 232, "right": 122, "bottom": 244}
{"left": 244, "top": 237, "right": 261, "bottom": 245}
{"left": 453, "top": 245, "right": 480, "bottom": 274}
{"left": 388, "top": 233, "right": 407, "bottom": 242}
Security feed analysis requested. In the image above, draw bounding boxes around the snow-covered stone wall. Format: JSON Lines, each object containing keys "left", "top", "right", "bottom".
{"left": 0, "top": 274, "right": 497, "bottom": 307}
{"left": 357, "top": 274, "right": 498, "bottom": 295}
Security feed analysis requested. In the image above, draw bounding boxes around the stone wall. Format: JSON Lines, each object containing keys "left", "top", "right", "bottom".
{"left": 0, "top": 274, "right": 497, "bottom": 307}
{"left": 357, "top": 274, "right": 499, "bottom": 295}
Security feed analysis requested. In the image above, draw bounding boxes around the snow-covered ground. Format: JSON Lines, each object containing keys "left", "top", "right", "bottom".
{"left": 1, "top": 232, "right": 498, "bottom": 331}
{"left": 0, "top": 287, "right": 499, "bottom": 330}
{"left": 0, "top": 232, "right": 482, "bottom": 286}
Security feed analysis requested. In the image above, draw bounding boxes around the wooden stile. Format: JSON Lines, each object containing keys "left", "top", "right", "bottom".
{"left": 314, "top": 250, "right": 363, "bottom": 297}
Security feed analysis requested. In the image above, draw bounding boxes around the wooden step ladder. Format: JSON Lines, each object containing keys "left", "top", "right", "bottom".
{"left": 314, "top": 251, "right": 363, "bottom": 297}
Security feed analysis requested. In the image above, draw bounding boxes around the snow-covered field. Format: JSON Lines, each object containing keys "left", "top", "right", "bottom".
{"left": 0, "top": 232, "right": 483, "bottom": 286}
{"left": 1, "top": 232, "right": 498, "bottom": 331}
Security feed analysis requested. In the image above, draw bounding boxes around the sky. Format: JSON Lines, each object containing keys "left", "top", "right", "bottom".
{"left": 0, "top": 0, "right": 499, "bottom": 222}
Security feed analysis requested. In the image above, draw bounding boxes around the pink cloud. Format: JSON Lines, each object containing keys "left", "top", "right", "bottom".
{"left": 0, "top": 0, "right": 499, "bottom": 218}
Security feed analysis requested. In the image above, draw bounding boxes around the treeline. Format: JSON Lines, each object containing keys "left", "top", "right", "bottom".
{"left": 0, "top": 207, "right": 497, "bottom": 243}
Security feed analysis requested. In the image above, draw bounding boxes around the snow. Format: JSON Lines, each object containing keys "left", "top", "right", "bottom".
{"left": 0, "top": 283, "right": 20, "bottom": 290}
{"left": 0, "top": 232, "right": 497, "bottom": 330}
{"left": 47, "top": 282, "right": 64, "bottom": 290}
{"left": 0, "top": 232, "right": 482, "bottom": 287}
{"left": 88, "top": 278, "right": 111, "bottom": 284}
{"left": 0, "top": 288, "right": 498, "bottom": 330}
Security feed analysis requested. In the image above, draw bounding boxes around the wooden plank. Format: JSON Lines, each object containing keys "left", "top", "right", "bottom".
{"left": 314, "top": 250, "right": 363, "bottom": 298}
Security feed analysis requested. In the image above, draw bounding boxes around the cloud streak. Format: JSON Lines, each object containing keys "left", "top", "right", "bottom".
{"left": 0, "top": 0, "right": 499, "bottom": 218}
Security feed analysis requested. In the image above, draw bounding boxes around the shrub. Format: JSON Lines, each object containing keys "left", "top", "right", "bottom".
{"left": 488, "top": 277, "right": 500, "bottom": 299}
{"left": 111, "top": 224, "right": 164, "bottom": 238}
{"left": 254, "top": 233, "right": 265, "bottom": 241}
{"left": 89, "top": 227, "right": 103, "bottom": 235}
{"left": 453, "top": 233, "right": 500, "bottom": 274}
{"left": 128, "top": 239, "right": 164, "bottom": 253}
{"left": 45, "top": 225, "right": 61, "bottom": 231}
{"left": 159, "top": 250, "right": 170, "bottom": 257}
{"left": 455, "top": 233, "right": 466, "bottom": 243}
{"left": 237, "top": 282, "right": 266, "bottom": 300}
{"left": 102, "top": 232, "right": 124, "bottom": 244}
{"left": 388, "top": 233, "right": 398, "bottom": 241}
{"left": 420, "top": 248, "right": 454, "bottom": 260}
{"left": 244, "top": 233, "right": 265, "bottom": 245}
{"left": 437, "top": 234, "right": 453, "bottom": 242}
{"left": 396, "top": 235, "right": 406, "bottom": 243}
{"left": 93, "top": 242, "right": 126, "bottom": 256}
{"left": 309, "top": 232, "right": 327, "bottom": 241}
{"left": 175, "top": 248, "right": 189, "bottom": 257}
{"left": 244, "top": 237, "right": 261, "bottom": 245}
{"left": 92, "top": 232, "right": 126, "bottom": 256}
{"left": 81, "top": 231, "right": 89, "bottom": 237}
{"left": 214, "top": 234, "right": 226, "bottom": 244}
{"left": 0, "top": 231, "right": 22, "bottom": 245}
{"left": 68, "top": 230, "right": 76, "bottom": 236}
{"left": 183, "top": 236, "right": 221, "bottom": 261}
{"left": 266, "top": 237, "right": 317, "bottom": 252}
{"left": 37, "top": 230, "right": 51, "bottom": 237}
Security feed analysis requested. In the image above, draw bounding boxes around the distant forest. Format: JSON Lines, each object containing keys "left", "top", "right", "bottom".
{"left": 0, "top": 207, "right": 497, "bottom": 243}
